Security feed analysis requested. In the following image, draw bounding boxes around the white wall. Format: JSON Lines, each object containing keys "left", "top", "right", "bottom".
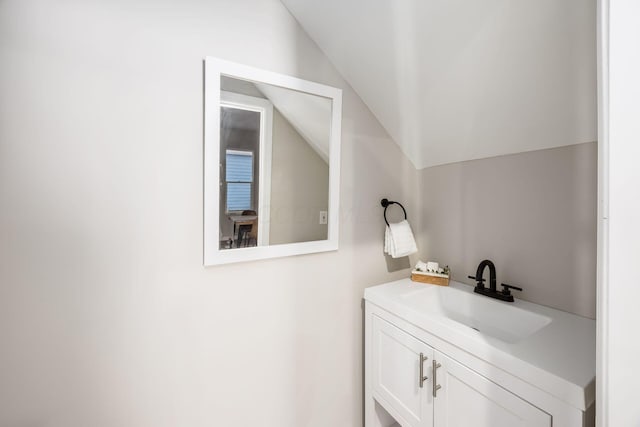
{"left": 0, "top": 1, "right": 420, "bottom": 426}
{"left": 269, "top": 109, "right": 329, "bottom": 245}
{"left": 599, "top": 0, "right": 640, "bottom": 424}
{"left": 417, "top": 143, "right": 598, "bottom": 319}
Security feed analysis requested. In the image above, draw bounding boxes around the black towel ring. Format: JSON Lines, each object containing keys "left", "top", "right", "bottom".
{"left": 381, "top": 198, "right": 407, "bottom": 226}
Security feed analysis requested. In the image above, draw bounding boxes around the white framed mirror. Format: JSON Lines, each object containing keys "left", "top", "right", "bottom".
{"left": 204, "top": 57, "right": 342, "bottom": 265}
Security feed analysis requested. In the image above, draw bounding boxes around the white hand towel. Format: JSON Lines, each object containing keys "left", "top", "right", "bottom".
{"left": 384, "top": 220, "right": 418, "bottom": 258}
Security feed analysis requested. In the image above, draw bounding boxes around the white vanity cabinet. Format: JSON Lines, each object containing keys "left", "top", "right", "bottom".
{"left": 364, "top": 280, "right": 595, "bottom": 427}
{"left": 370, "top": 315, "right": 550, "bottom": 427}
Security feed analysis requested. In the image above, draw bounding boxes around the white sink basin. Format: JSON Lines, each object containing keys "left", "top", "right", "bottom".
{"left": 437, "top": 285, "right": 551, "bottom": 343}
{"left": 403, "top": 283, "right": 552, "bottom": 343}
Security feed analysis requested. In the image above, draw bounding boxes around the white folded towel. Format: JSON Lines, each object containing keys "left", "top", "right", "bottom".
{"left": 384, "top": 220, "right": 418, "bottom": 258}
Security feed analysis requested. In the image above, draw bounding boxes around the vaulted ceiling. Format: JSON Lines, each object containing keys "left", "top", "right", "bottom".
{"left": 281, "top": 0, "right": 597, "bottom": 169}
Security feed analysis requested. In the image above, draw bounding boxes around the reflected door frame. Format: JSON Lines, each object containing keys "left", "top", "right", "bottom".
{"left": 220, "top": 91, "right": 273, "bottom": 246}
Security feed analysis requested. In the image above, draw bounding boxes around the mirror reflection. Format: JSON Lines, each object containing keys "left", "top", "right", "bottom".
{"left": 219, "top": 76, "right": 331, "bottom": 250}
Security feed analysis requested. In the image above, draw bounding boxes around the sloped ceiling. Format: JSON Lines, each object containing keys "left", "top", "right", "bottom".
{"left": 255, "top": 83, "right": 331, "bottom": 163}
{"left": 280, "top": 0, "right": 596, "bottom": 169}
{"left": 221, "top": 76, "right": 331, "bottom": 162}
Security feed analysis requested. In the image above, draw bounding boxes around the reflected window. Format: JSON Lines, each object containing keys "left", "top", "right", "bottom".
{"left": 225, "top": 149, "right": 254, "bottom": 212}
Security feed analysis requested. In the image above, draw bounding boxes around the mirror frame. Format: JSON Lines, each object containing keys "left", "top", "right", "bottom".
{"left": 203, "top": 57, "right": 342, "bottom": 265}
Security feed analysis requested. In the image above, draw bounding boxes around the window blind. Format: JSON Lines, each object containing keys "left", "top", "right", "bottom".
{"left": 226, "top": 151, "right": 253, "bottom": 211}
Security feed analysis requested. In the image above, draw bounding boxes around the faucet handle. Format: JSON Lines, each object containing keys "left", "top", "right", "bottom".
{"left": 468, "top": 275, "right": 486, "bottom": 289}
{"left": 500, "top": 283, "right": 523, "bottom": 296}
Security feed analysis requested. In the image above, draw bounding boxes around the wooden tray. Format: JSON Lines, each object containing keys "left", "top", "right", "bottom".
{"left": 410, "top": 271, "right": 450, "bottom": 286}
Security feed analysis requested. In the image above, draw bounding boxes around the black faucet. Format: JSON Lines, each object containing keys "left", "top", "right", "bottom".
{"left": 468, "top": 259, "right": 523, "bottom": 302}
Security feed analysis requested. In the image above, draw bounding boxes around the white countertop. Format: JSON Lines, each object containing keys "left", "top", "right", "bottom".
{"left": 364, "top": 279, "right": 595, "bottom": 410}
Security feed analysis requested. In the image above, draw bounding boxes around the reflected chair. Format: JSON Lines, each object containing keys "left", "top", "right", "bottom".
{"left": 237, "top": 210, "right": 258, "bottom": 247}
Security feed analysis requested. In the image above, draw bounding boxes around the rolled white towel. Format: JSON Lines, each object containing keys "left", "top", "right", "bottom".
{"left": 415, "top": 261, "right": 428, "bottom": 272}
{"left": 426, "top": 261, "right": 439, "bottom": 272}
{"left": 384, "top": 220, "right": 418, "bottom": 258}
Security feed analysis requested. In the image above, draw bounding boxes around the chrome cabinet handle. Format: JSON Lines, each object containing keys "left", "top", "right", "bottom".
{"left": 419, "top": 353, "right": 429, "bottom": 388}
{"left": 432, "top": 359, "right": 442, "bottom": 397}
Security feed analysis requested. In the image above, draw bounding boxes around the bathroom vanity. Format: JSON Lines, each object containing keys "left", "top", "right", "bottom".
{"left": 364, "top": 279, "right": 595, "bottom": 427}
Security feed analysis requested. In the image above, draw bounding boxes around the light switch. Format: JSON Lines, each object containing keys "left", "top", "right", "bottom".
{"left": 319, "top": 211, "right": 328, "bottom": 225}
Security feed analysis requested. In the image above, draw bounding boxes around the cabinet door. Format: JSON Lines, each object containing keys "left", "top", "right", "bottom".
{"left": 371, "top": 315, "right": 434, "bottom": 427}
{"left": 433, "top": 352, "right": 551, "bottom": 427}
